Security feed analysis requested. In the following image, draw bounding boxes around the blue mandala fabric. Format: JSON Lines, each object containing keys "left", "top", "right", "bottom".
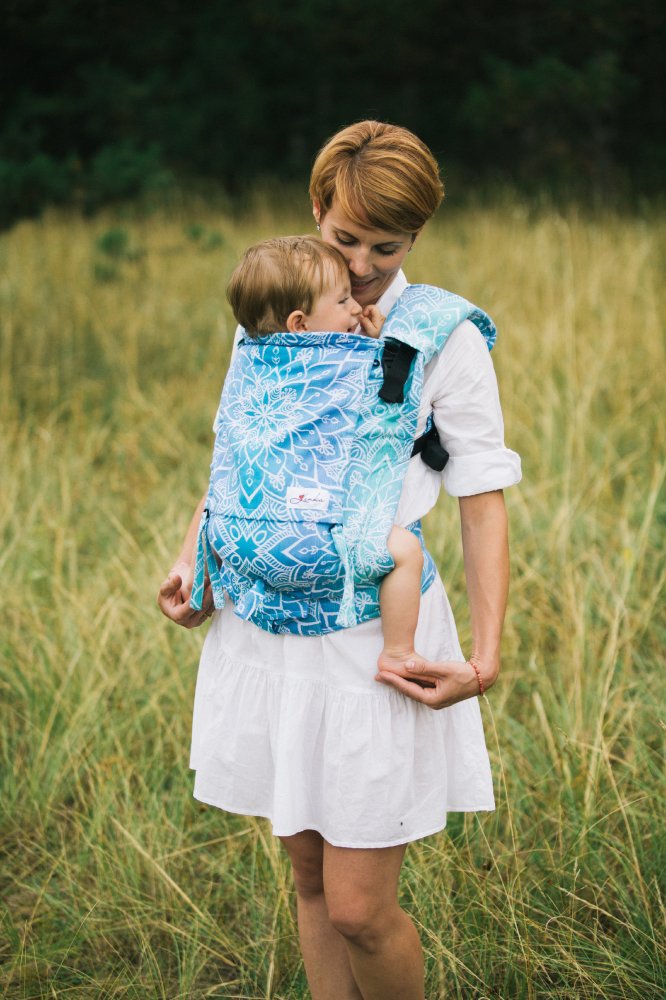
{"left": 190, "top": 284, "right": 496, "bottom": 635}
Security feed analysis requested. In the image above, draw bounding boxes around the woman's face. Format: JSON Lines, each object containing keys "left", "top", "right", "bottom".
{"left": 314, "top": 198, "right": 416, "bottom": 308}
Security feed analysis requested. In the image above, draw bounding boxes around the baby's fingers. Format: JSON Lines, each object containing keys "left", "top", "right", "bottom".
{"left": 359, "top": 305, "right": 385, "bottom": 338}
{"left": 358, "top": 315, "right": 378, "bottom": 338}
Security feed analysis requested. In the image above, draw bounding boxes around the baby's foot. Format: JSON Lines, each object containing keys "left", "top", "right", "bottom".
{"left": 377, "top": 648, "right": 435, "bottom": 687}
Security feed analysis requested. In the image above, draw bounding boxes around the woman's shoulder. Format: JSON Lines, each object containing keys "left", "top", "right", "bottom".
{"left": 395, "top": 283, "right": 495, "bottom": 362}
{"left": 423, "top": 317, "right": 495, "bottom": 387}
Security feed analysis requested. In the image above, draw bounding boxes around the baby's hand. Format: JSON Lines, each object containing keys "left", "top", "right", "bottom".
{"left": 358, "top": 305, "right": 385, "bottom": 339}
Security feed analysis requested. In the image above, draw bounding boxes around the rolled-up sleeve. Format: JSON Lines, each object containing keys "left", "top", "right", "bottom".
{"left": 431, "top": 320, "right": 521, "bottom": 497}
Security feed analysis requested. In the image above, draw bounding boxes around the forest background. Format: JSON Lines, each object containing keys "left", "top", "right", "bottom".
{"left": 1, "top": 0, "right": 664, "bottom": 224}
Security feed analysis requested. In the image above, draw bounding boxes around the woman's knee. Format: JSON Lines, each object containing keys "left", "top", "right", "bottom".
{"left": 327, "top": 893, "right": 395, "bottom": 951}
{"left": 279, "top": 832, "right": 325, "bottom": 900}
{"left": 323, "top": 842, "right": 407, "bottom": 948}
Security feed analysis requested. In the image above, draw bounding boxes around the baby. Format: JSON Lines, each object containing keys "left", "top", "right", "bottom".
{"left": 227, "top": 235, "right": 426, "bottom": 673}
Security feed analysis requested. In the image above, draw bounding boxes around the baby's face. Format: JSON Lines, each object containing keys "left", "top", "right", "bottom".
{"left": 303, "top": 272, "right": 363, "bottom": 333}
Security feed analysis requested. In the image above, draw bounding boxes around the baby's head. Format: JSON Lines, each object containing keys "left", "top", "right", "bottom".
{"left": 227, "top": 235, "right": 362, "bottom": 337}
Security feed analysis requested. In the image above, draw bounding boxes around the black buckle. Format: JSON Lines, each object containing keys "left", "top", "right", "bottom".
{"left": 379, "top": 338, "right": 417, "bottom": 404}
{"left": 411, "top": 422, "right": 449, "bottom": 471}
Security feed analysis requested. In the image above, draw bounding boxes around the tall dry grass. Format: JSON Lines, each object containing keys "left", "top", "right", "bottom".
{"left": 1, "top": 192, "right": 664, "bottom": 998}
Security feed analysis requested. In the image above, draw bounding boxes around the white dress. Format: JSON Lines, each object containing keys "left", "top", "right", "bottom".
{"left": 189, "top": 271, "right": 521, "bottom": 848}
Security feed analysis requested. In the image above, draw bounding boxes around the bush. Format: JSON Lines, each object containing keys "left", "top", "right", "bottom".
{"left": 83, "top": 141, "right": 172, "bottom": 212}
{"left": 0, "top": 154, "right": 75, "bottom": 227}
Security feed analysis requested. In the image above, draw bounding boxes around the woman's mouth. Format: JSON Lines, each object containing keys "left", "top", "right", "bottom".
{"left": 351, "top": 277, "right": 374, "bottom": 290}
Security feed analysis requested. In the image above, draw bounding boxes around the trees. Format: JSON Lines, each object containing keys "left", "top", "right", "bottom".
{"left": 1, "top": 0, "right": 661, "bottom": 222}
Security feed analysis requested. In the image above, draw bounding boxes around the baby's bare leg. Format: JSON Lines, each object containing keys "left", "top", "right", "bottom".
{"left": 377, "top": 527, "right": 426, "bottom": 673}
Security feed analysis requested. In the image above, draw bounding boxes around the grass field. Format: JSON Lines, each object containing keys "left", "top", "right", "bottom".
{"left": 1, "top": 192, "right": 664, "bottom": 999}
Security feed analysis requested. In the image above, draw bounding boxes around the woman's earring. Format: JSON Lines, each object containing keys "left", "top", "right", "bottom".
{"left": 316, "top": 224, "right": 321, "bottom": 231}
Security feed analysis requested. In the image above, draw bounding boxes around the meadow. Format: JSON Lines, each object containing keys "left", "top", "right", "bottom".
{"left": 1, "top": 192, "right": 664, "bottom": 999}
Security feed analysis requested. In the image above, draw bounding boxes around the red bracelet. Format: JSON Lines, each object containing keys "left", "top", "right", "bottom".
{"left": 468, "top": 657, "right": 485, "bottom": 696}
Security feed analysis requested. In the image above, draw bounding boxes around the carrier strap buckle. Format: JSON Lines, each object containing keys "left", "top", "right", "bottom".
{"left": 411, "top": 420, "right": 449, "bottom": 472}
{"left": 378, "top": 338, "right": 417, "bottom": 404}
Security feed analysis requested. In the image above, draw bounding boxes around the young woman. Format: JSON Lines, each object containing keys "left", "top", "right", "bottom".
{"left": 158, "top": 121, "right": 521, "bottom": 1000}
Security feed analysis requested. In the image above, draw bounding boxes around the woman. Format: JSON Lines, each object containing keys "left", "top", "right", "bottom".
{"left": 158, "top": 121, "right": 521, "bottom": 1000}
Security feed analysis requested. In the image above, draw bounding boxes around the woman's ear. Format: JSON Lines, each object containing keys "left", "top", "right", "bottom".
{"left": 312, "top": 199, "right": 321, "bottom": 226}
{"left": 287, "top": 310, "right": 308, "bottom": 332}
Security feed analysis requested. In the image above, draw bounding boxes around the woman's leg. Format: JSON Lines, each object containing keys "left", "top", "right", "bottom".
{"left": 279, "top": 831, "right": 363, "bottom": 1000}
{"left": 324, "top": 842, "right": 425, "bottom": 1000}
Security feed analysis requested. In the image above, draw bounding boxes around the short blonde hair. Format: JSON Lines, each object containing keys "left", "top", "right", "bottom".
{"left": 309, "top": 121, "right": 444, "bottom": 234}
{"left": 227, "top": 236, "right": 349, "bottom": 337}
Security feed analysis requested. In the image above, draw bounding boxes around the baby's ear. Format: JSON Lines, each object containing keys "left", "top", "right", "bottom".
{"left": 286, "top": 310, "right": 308, "bottom": 332}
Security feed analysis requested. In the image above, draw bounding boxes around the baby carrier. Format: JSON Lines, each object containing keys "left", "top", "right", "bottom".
{"left": 190, "top": 284, "right": 496, "bottom": 635}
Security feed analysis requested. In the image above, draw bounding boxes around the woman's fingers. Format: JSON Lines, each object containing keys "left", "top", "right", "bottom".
{"left": 375, "top": 658, "right": 480, "bottom": 709}
{"left": 157, "top": 572, "right": 214, "bottom": 628}
{"left": 170, "top": 559, "right": 194, "bottom": 601}
{"left": 159, "top": 571, "right": 182, "bottom": 597}
{"left": 165, "top": 600, "right": 213, "bottom": 628}
{"left": 157, "top": 572, "right": 184, "bottom": 614}
{"left": 375, "top": 669, "right": 446, "bottom": 707}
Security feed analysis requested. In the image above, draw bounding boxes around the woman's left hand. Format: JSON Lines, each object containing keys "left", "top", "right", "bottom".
{"left": 374, "top": 656, "right": 497, "bottom": 709}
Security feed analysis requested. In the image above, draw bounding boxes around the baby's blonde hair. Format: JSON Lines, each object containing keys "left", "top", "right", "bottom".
{"left": 309, "top": 121, "right": 444, "bottom": 234}
{"left": 227, "top": 236, "right": 349, "bottom": 337}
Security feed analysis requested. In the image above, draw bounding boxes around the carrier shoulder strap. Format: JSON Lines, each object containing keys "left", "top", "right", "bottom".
{"left": 380, "top": 283, "right": 497, "bottom": 472}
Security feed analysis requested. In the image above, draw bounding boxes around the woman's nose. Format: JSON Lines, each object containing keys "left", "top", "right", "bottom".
{"left": 347, "top": 249, "right": 370, "bottom": 276}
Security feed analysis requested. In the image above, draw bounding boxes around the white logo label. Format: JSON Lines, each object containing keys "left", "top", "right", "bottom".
{"left": 286, "top": 486, "right": 330, "bottom": 512}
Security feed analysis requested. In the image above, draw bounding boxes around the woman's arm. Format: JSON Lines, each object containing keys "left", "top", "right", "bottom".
{"left": 158, "top": 326, "right": 242, "bottom": 628}
{"left": 375, "top": 489, "right": 509, "bottom": 707}
{"left": 157, "top": 491, "right": 214, "bottom": 628}
{"left": 459, "top": 489, "right": 509, "bottom": 687}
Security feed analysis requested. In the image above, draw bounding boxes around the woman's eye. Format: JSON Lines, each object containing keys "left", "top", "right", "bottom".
{"left": 335, "top": 234, "right": 400, "bottom": 256}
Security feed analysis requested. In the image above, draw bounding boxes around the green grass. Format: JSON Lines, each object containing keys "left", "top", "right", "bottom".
{"left": 1, "top": 192, "right": 664, "bottom": 998}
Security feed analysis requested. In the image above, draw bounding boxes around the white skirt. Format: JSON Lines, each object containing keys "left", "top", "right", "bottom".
{"left": 189, "top": 572, "right": 495, "bottom": 849}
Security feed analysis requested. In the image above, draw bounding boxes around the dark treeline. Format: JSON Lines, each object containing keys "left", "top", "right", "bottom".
{"left": 1, "top": 0, "right": 663, "bottom": 223}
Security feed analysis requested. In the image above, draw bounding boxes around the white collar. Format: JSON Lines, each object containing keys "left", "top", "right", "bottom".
{"left": 376, "top": 269, "right": 408, "bottom": 319}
